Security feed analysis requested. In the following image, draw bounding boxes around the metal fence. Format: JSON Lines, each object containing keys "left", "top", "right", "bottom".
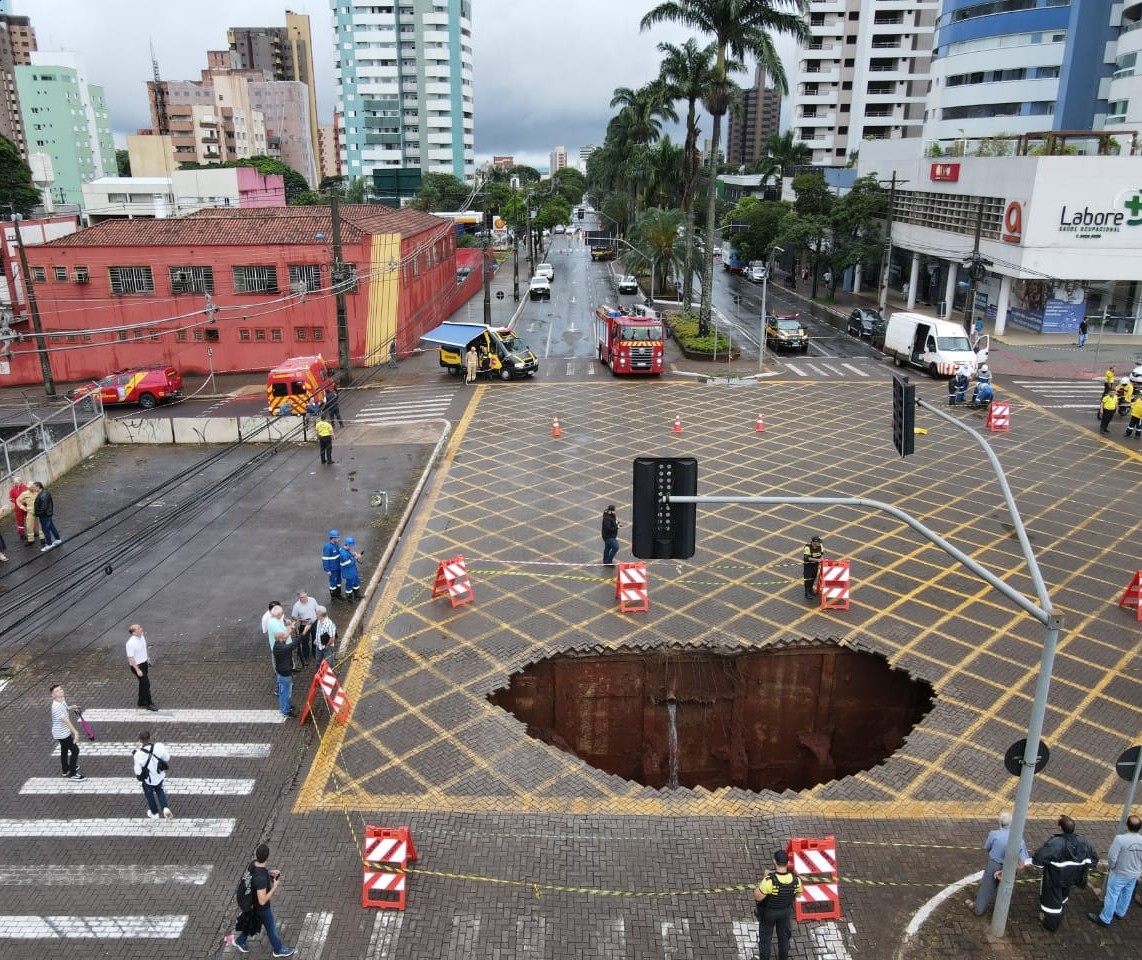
{"left": 0, "top": 396, "right": 103, "bottom": 481}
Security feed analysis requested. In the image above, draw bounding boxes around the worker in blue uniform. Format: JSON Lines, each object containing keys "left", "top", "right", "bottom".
{"left": 339, "top": 536, "right": 364, "bottom": 601}
{"left": 322, "top": 530, "right": 343, "bottom": 602}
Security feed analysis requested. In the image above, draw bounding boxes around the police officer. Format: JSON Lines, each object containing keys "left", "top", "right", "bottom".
{"left": 339, "top": 536, "right": 364, "bottom": 602}
{"left": 754, "top": 849, "right": 802, "bottom": 960}
{"left": 322, "top": 531, "right": 343, "bottom": 602}
{"left": 802, "top": 536, "right": 823, "bottom": 599}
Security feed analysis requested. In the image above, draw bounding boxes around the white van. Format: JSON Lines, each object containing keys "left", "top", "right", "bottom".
{"left": 883, "top": 312, "right": 981, "bottom": 378}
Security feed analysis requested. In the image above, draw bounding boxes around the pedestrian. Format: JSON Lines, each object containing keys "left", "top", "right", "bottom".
{"left": 601, "top": 504, "right": 621, "bottom": 565}
{"left": 314, "top": 605, "right": 337, "bottom": 667}
{"left": 226, "top": 843, "right": 295, "bottom": 957}
{"left": 132, "top": 730, "right": 172, "bottom": 820}
{"left": 1099, "top": 388, "right": 1117, "bottom": 434}
{"left": 324, "top": 385, "right": 344, "bottom": 427}
{"left": 30, "top": 481, "right": 62, "bottom": 552}
{"left": 800, "top": 266, "right": 809, "bottom": 284}
{"left": 50, "top": 683, "right": 85, "bottom": 781}
{"left": 339, "top": 536, "right": 364, "bottom": 601}
{"left": 1105, "top": 365, "right": 1117, "bottom": 389}
{"left": 1077, "top": 318, "right": 1088, "bottom": 348}
{"left": 125, "top": 623, "right": 158, "bottom": 711}
{"left": 1031, "top": 814, "right": 1098, "bottom": 931}
{"left": 802, "top": 535, "right": 823, "bottom": 599}
{"left": 8, "top": 474, "right": 27, "bottom": 539}
{"left": 16, "top": 483, "right": 40, "bottom": 545}
{"left": 465, "top": 345, "right": 479, "bottom": 384}
{"left": 291, "top": 590, "right": 318, "bottom": 667}
{"left": 322, "top": 530, "right": 343, "bottom": 602}
{"left": 1089, "top": 815, "right": 1142, "bottom": 927}
{"left": 754, "top": 848, "right": 802, "bottom": 960}
{"left": 1127, "top": 395, "right": 1142, "bottom": 438}
{"left": 315, "top": 414, "right": 334, "bottom": 465}
{"left": 965, "top": 810, "right": 1028, "bottom": 915}
{"left": 272, "top": 626, "right": 297, "bottom": 718}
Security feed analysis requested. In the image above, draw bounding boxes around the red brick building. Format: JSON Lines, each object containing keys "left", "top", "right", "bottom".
{"left": 15, "top": 205, "right": 460, "bottom": 385}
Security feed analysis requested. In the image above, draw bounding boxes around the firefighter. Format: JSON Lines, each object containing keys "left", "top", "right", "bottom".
{"left": 802, "top": 536, "right": 823, "bottom": 599}
{"left": 339, "top": 536, "right": 364, "bottom": 602}
{"left": 322, "top": 530, "right": 343, "bottom": 602}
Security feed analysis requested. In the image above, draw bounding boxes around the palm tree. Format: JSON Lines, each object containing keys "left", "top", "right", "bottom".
{"left": 608, "top": 82, "right": 679, "bottom": 219}
{"left": 764, "top": 130, "right": 813, "bottom": 177}
{"left": 641, "top": 0, "right": 809, "bottom": 335}
{"left": 630, "top": 206, "right": 685, "bottom": 299}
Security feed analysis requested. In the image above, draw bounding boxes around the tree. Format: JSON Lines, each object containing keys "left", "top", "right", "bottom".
{"left": 722, "top": 197, "right": 791, "bottom": 263}
{"left": 607, "top": 81, "right": 678, "bottom": 220}
{"left": 409, "top": 172, "right": 472, "bottom": 212}
{"left": 826, "top": 175, "right": 885, "bottom": 292}
{"left": 116, "top": 149, "right": 131, "bottom": 177}
{"left": 0, "top": 135, "right": 40, "bottom": 216}
{"left": 551, "top": 167, "right": 587, "bottom": 208}
{"left": 641, "top": 0, "right": 809, "bottom": 336}
{"left": 763, "top": 130, "right": 812, "bottom": 177}
{"left": 179, "top": 155, "right": 309, "bottom": 203}
{"left": 629, "top": 206, "right": 684, "bottom": 299}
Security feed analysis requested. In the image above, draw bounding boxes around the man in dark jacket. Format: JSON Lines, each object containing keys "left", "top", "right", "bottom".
{"left": 31, "top": 481, "right": 62, "bottom": 552}
{"left": 754, "top": 849, "right": 802, "bottom": 960}
{"left": 802, "top": 536, "right": 823, "bottom": 599}
{"left": 1032, "top": 814, "right": 1098, "bottom": 931}
{"left": 601, "top": 505, "right": 621, "bottom": 565}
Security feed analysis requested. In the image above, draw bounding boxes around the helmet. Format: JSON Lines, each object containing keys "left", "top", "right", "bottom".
{"left": 344, "top": 536, "right": 356, "bottom": 546}
{"left": 1121, "top": 377, "right": 1131, "bottom": 386}
{"left": 328, "top": 529, "right": 340, "bottom": 539}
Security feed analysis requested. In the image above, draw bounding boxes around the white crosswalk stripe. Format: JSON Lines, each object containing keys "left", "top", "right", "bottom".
{"left": 661, "top": 918, "right": 696, "bottom": 959}
{"left": 0, "top": 818, "right": 236, "bottom": 838}
{"left": 732, "top": 919, "right": 756, "bottom": 960}
{"left": 1012, "top": 378, "right": 1104, "bottom": 409}
{"left": 79, "top": 708, "right": 286, "bottom": 724}
{"left": 366, "top": 912, "right": 405, "bottom": 959}
{"left": 294, "top": 910, "right": 334, "bottom": 957}
{"left": 21, "top": 777, "right": 255, "bottom": 796}
{"left": 0, "top": 865, "right": 212, "bottom": 886}
{"left": 355, "top": 384, "right": 459, "bottom": 423}
{"left": 51, "top": 742, "right": 271, "bottom": 758}
{"left": 0, "top": 915, "right": 187, "bottom": 939}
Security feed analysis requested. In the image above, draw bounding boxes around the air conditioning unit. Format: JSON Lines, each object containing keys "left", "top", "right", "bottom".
{"left": 173, "top": 271, "right": 190, "bottom": 284}
{"left": 74, "top": 274, "right": 88, "bottom": 284}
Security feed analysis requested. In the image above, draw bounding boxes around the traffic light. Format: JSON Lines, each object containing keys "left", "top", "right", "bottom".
{"left": 892, "top": 374, "right": 916, "bottom": 457}
{"left": 632, "top": 457, "right": 697, "bottom": 559}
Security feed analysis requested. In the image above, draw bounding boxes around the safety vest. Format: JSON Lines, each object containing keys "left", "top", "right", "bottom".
{"left": 1102, "top": 392, "right": 1118, "bottom": 412}
{"left": 315, "top": 419, "right": 333, "bottom": 438}
{"left": 803, "top": 543, "right": 823, "bottom": 563}
{"left": 758, "top": 870, "right": 801, "bottom": 916}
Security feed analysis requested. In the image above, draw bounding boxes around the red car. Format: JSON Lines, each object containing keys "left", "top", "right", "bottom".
{"left": 68, "top": 367, "right": 184, "bottom": 409}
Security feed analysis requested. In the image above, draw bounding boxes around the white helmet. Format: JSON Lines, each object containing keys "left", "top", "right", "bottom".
{"left": 1121, "top": 377, "right": 1131, "bottom": 386}
{"left": 977, "top": 363, "right": 990, "bottom": 378}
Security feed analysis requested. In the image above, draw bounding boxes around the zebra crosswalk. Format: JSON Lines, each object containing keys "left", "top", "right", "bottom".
{"left": 354, "top": 383, "right": 460, "bottom": 424}
{"left": 779, "top": 357, "right": 889, "bottom": 379}
{"left": 1009, "top": 378, "right": 1104, "bottom": 409}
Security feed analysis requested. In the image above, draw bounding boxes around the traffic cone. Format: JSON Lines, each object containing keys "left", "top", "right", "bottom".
{"left": 551, "top": 416, "right": 562, "bottom": 438}
{"left": 755, "top": 413, "right": 765, "bottom": 433}
{"left": 672, "top": 414, "right": 683, "bottom": 434}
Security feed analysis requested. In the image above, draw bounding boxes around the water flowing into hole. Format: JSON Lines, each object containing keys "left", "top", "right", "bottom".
{"left": 666, "top": 698, "right": 679, "bottom": 791}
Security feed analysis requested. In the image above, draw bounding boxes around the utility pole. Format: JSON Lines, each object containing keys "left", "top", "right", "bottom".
{"left": 878, "top": 172, "right": 901, "bottom": 315}
{"left": 9, "top": 211, "right": 55, "bottom": 397}
{"left": 328, "top": 191, "right": 352, "bottom": 385}
{"left": 481, "top": 191, "right": 492, "bottom": 325}
{"left": 511, "top": 176, "right": 520, "bottom": 302}
{"left": 962, "top": 198, "right": 986, "bottom": 334}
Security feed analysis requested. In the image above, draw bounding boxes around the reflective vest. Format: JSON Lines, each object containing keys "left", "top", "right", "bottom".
{"left": 757, "top": 870, "right": 801, "bottom": 917}
{"left": 1102, "top": 392, "right": 1118, "bottom": 413}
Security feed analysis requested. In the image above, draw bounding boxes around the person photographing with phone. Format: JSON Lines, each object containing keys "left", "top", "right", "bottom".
{"left": 227, "top": 842, "right": 294, "bottom": 956}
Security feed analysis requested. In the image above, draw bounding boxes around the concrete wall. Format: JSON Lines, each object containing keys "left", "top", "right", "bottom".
{"left": 105, "top": 416, "right": 306, "bottom": 445}
{"left": 0, "top": 417, "right": 107, "bottom": 520}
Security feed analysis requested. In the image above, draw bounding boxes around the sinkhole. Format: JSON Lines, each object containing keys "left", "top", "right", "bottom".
{"left": 489, "top": 645, "right": 935, "bottom": 793}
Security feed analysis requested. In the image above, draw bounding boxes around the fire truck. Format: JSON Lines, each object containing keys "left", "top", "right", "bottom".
{"left": 594, "top": 305, "right": 665, "bottom": 375}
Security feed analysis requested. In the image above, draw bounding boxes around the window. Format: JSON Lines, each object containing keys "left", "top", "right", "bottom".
{"left": 53, "top": 266, "right": 68, "bottom": 282}
{"left": 233, "top": 265, "right": 279, "bottom": 294}
{"left": 169, "top": 265, "right": 215, "bottom": 295}
{"left": 74, "top": 266, "right": 89, "bottom": 283}
{"left": 311, "top": 327, "right": 324, "bottom": 341}
{"left": 295, "top": 327, "right": 308, "bottom": 341}
{"left": 288, "top": 264, "right": 322, "bottom": 294}
{"left": 255, "top": 328, "right": 267, "bottom": 341}
{"left": 176, "top": 330, "right": 188, "bottom": 342}
{"left": 193, "top": 329, "right": 205, "bottom": 341}
{"left": 204, "top": 329, "right": 219, "bottom": 342}
{"left": 108, "top": 266, "right": 155, "bottom": 295}
{"left": 239, "top": 328, "right": 251, "bottom": 341}
{"left": 117, "top": 330, "right": 128, "bottom": 341}
{"left": 150, "top": 330, "right": 160, "bottom": 342}
{"left": 30, "top": 266, "right": 46, "bottom": 283}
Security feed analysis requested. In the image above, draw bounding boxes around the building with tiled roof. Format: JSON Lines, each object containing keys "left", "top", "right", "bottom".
{"left": 15, "top": 205, "right": 469, "bottom": 386}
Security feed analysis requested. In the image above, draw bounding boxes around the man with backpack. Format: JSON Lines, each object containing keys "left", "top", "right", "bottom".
{"left": 754, "top": 848, "right": 802, "bottom": 960}
{"left": 226, "top": 843, "right": 294, "bottom": 956}
{"left": 132, "top": 730, "right": 172, "bottom": 820}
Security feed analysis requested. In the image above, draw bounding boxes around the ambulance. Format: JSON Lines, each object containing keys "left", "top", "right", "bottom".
{"left": 266, "top": 355, "right": 335, "bottom": 415}
{"left": 420, "top": 323, "right": 539, "bottom": 380}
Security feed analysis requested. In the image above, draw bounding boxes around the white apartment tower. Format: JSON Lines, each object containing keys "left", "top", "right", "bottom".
{"left": 791, "top": 0, "right": 939, "bottom": 166}
{"left": 333, "top": 0, "right": 474, "bottom": 182}
{"left": 549, "top": 145, "right": 567, "bottom": 174}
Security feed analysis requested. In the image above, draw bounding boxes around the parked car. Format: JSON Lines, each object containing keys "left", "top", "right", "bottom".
{"left": 528, "top": 276, "right": 551, "bottom": 301}
{"left": 68, "top": 367, "right": 184, "bottom": 409}
{"left": 765, "top": 313, "right": 809, "bottom": 352}
{"left": 745, "top": 262, "right": 768, "bottom": 283}
{"left": 616, "top": 275, "right": 639, "bottom": 294}
{"left": 847, "top": 307, "right": 885, "bottom": 339}
{"left": 535, "top": 262, "right": 555, "bottom": 282}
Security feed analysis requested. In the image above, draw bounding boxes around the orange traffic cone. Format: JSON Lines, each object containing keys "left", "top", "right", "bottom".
{"left": 672, "top": 414, "right": 683, "bottom": 434}
{"left": 755, "top": 413, "right": 765, "bottom": 433}
{"left": 551, "top": 416, "right": 562, "bottom": 438}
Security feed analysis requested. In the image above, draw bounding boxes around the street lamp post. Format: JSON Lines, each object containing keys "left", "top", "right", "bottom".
{"left": 758, "top": 245, "right": 782, "bottom": 375}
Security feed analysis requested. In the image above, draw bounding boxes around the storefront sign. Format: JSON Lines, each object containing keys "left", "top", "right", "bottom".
{"left": 1002, "top": 201, "right": 1023, "bottom": 244}
{"left": 997, "top": 299, "right": 1085, "bottom": 335}
{"left": 930, "top": 162, "right": 960, "bottom": 182}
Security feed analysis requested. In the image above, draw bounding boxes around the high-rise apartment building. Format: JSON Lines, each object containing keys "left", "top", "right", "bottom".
{"left": 0, "top": 10, "right": 34, "bottom": 156}
{"left": 318, "top": 121, "right": 341, "bottom": 182}
{"left": 333, "top": 0, "right": 475, "bottom": 183}
{"left": 577, "top": 144, "right": 597, "bottom": 173}
{"left": 791, "top": 0, "right": 938, "bottom": 166}
{"left": 549, "top": 145, "right": 567, "bottom": 174}
{"left": 1109, "top": 3, "right": 1142, "bottom": 127}
{"left": 924, "top": 1, "right": 1117, "bottom": 143}
{"left": 16, "top": 52, "right": 115, "bottom": 206}
{"left": 228, "top": 11, "right": 322, "bottom": 187}
{"left": 726, "top": 65, "right": 781, "bottom": 168}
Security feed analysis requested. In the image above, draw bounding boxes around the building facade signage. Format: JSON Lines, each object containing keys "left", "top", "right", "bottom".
{"left": 930, "top": 162, "right": 960, "bottom": 182}
{"left": 1056, "top": 189, "right": 1142, "bottom": 239}
{"left": 1002, "top": 200, "right": 1023, "bottom": 245}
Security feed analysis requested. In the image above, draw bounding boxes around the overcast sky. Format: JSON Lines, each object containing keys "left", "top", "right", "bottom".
{"left": 23, "top": 0, "right": 796, "bottom": 170}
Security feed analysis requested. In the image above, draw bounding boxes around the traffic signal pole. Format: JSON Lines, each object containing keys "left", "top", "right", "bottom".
{"left": 658, "top": 395, "right": 1059, "bottom": 940}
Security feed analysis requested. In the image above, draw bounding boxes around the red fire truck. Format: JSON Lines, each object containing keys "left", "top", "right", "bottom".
{"left": 594, "top": 305, "right": 665, "bottom": 375}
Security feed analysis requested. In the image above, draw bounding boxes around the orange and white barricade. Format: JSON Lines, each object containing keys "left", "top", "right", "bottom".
{"left": 615, "top": 562, "right": 649, "bottom": 613}
{"left": 818, "top": 559, "right": 850, "bottom": 611}
{"left": 786, "top": 835, "right": 840, "bottom": 922}
{"left": 986, "top": 402, "right": 1010, "bottom": 432}
{"left": 299, "top": 661, "right": 352, "bottom": 726}
{"left": 432, "top": 555, "right": 473, "bottom": 608}
{"left": 1119, "top": 571, "right": 1142, "bottom": 621}
{"left": 362, "top": 825, "right": 418, "bottom": 910}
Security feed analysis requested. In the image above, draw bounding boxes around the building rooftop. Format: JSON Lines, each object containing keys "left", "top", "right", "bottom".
{"left": 44, "top": 204, "right": 450, "bottom": 247}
